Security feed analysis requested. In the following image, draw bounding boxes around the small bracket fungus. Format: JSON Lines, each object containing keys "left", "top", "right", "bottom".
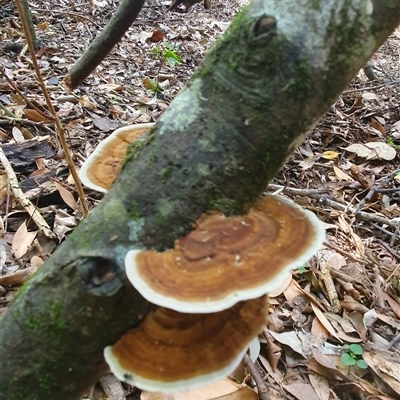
{"left": 125, "top": 194, "right": 325, "bottom": 313}
{"left": 79, "top": 123, "right": 154, "bottom": 192}
{"left": 104, "top": 296, "right": 267, "bottom": 393}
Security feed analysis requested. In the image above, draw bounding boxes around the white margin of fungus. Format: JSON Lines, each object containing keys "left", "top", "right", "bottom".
{"left": 125, "top": 194, "right": 326, "bottom": 313}
{"left": 104, "top": 337, "right": 258, "bottom": 394}
{"left": 79, "top": 123, "right": 155, "bottom": 193}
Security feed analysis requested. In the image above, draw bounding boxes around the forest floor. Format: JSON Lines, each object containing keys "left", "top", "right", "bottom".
{"left": 0, "top": 1, "right": 399, "bottom": 400}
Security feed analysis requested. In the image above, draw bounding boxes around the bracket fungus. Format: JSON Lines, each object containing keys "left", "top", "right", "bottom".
{"left": 79, "top": 123, "right": 154, "bottom": 192}
{"left": 124, "top": 194, "right": 325, "bottom": 313}
{"left": 104, "top": 296, "right": 267, "bottom": 393}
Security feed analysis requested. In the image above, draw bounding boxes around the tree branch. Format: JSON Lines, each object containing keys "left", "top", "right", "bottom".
{"left": 1, "top": 1, "right": 399, "bottom": 399}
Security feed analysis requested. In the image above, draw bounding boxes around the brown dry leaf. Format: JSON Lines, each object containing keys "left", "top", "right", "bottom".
{"left": 311, "top": 316, "right": 329, "bottom": 344}
{"left": 333, "top": 165, "right": 353, "bottom": 181}
{"left": 283, "top": 279, "right": 304, "bottom": 306}
{"left": 385, "top": 294, "right": 400, "bottom": 319}
{"left": 31, "top": 255, "right": 44, "bottom": 267}
{"left": 53, "top": 181, "right": 77, "bottom": 210}
{"left": 267, "top": 330, "right": 310, "bottom": 358}
{"left": 79, "top": 95, "right": 96, "bottom": 110}
{"left": 12, "top": 221, "right": 37, "bottom": 259}
{"left": 376, "top": 313, "right": 400, "bottom": 330}
{"left": 0, "top": 266, "right": 37, "bottom": 286}
{"left": 0, "top": 172, "right": 10, "bottom": 211}
{"left": 346, "top": 311, "right": 367, "bottom": 341}
{"left": 98, "top": 83, "right": 123, "bottom": 91}
{"left": 309, "top": 374, "right": 330, "bottom": 400}
{"left": 310, "top": 303, "right": 341, "bottom": 342}
{"left": 309, "top": 350, "right": 349, "bottom": 381}
{"left": 362, "top": 351, "right": 400, "bottom": 395}
{"left": 266, "top": 337, "right": 281, "bottom": 372}
{"left": 371, "top": 118, "right": 386, "bottom": 136}
{"left": 324, "top": 313, "right": 356, "bottom": 334}
{"left": 341, "top": 296, "right": 369, "bottom": 314}
{"left": 23, "top": 109, "right": 52, "bottom": 123}
{"left": 283, "top": 383, "right": 320, "bottom": 400}
{"left": 299, "top": 156, "right": 316, "bottom": 170}
{"left": 140, "top": 379, "right": 258, "bottom": 400}
{"left": 350, "top": 232, "right": 364, "bottom": 258}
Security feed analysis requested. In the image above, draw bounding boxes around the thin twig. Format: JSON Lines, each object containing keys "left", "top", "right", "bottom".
{"left": 243, "top": 354, "right": 271, "bottom": 400}
{"left": 14, "top": 0, "right": 89, "bottom": 217}
{"left": 387, "top": 332, "right": 400, "bottom": 350}
{"left": 342, "top": 79, "right": 400, "bottom": 94}
{"left": 267, "top": 184, "right": 398, "bottom": 228}
{"left": 1, "top": 68, "right": 53, "bottom": 121}
{"left": 0, "top": 147, "right": 55, "bottom": 238}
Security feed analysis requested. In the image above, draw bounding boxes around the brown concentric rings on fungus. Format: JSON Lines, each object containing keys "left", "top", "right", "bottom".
{"left": 104, "top": 296, "right": 268, "bottom": 393}
{"left": 125, "top": 194, "right": 325, "bottom": 313}
{"left": 79, "top": 123, "right": 154, "bottom": 193}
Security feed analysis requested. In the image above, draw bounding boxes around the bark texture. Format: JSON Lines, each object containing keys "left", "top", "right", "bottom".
{"left": 1, "top": 1, "right": 400, "bottom": 399}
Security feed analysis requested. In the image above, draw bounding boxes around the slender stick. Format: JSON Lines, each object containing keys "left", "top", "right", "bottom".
{"left": 0, "top": 147, "right": 55, "bottom": 238}
{"left": 14, "top": 0, "right": 89, "bottom": 217}
{"left": 243, "top": 354, "right": 271, "bottom": 400}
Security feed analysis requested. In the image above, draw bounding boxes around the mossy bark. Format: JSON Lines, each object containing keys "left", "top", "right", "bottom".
{"left": 1, "top": 1, "right": 399, "bottom": 399}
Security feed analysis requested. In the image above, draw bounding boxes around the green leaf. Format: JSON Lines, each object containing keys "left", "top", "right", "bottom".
{"left": 356, "top": 359, "right": 368, "bottom": 369}
{"left": 297, "top": 265, "right": 307, "bottom": 274}
{"left": 148, "top": 47, "right": 160, "bottom": 57}
{"left": 341, "top": 353, "right": 356, "bottom": 366}
{"left": 163, "top": 50, "right": 181, "bottom": 67}
{"left": 349, "top": 344, "right": 363, "bottom": 356}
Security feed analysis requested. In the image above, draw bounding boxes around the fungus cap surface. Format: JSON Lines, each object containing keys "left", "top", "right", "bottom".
{"left": 125, "top": 194, "right": 325, "bottom": 313}
{"left": 104, "top": 296, "right": 267, "bottom": 393}
{"left": 80, "top": 123, "right": 154, "bottom": 192}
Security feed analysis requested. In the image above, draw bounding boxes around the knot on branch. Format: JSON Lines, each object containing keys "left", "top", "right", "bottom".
{"left": 78, "top": 256, "right": 122, "bottom": 296}
{"left": 252, "top": 15, "right": 276, "bottom": 39}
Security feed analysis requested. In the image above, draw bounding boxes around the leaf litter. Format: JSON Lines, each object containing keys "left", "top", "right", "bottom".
{"left": 0, "top": 0, "right": 399, "bottom": 399}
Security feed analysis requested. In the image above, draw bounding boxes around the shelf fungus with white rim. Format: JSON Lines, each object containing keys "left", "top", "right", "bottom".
{"left": 104, "top": 296, "right": 268, "bottom": 393}
{"left": 79, "top": 123, "right": 154, "bottom": 193}
{"left": 104, "top": 194, "right": 325, "bottom": 393}
{"left": 125, "top": 194, "right": 326, "bottom": 313}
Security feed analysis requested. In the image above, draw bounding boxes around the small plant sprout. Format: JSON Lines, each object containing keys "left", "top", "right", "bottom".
{"left": 341, "top": 344, "right": 368, "bottom": 369}
{"left": 145, "top": 43, "right": 182, "bottom": 93}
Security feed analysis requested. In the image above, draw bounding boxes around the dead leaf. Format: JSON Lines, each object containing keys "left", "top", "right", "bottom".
{"left": 365, "top": 141, "right": 396, "bottom": 160}
{"left": 310, "top": 302, "right": 341, "bottom": 342}
{"left": 363, "top": 351, "right": 400, "bottom": 395}
{"left": 12, "top": 126, "right": 25, "bottom": 143}
{"left": 140, "top": 379, "right": 258, "bottom": 400}
{"left": 268, "top": 330, "right": 310, "bottom": 358}
{"left": 333, "top": 165, "right": 353, "bottom": 181}
{"left": 344, "top": 142, "right": 396, "bottom": 160}
{"left": 79, "top": 95, "right": 96, "bottom": 110}
{"left": 12, "top": 221, "right": 37, "bottom": 259}
{"left": 371, "top": 118, "right": 386, "bottom": 136}
{"left": 98, "top": 83, "right": 123, "bottom": 92}
{"left": 385, "top": 294, "right": 400, "bottom": 319}
{"left": 321, "top": 150, "right": 339, "bottom": 160}
{"left": 24, "top": 109, "right": 52, "bottom": 123}
{"left": 53, "top": 181, "right": 77, "bottom": 210}
{"left": 0, "top": 266, "right": 37, "bottom": 285}
{"left": 309, "top": 373, "right": 330, "bottom": 400}
{"left": 283, "top": 383, "right": 320, "bottom": 400}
